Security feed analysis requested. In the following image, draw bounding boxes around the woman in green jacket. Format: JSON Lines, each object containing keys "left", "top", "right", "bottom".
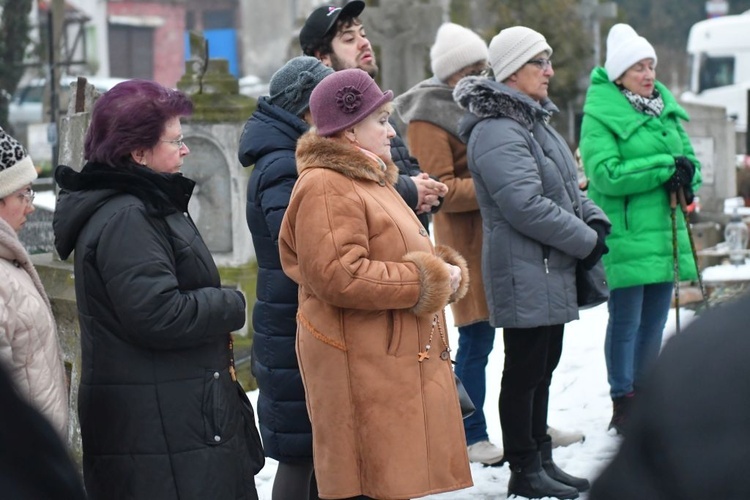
{"left": 579, "top": 24, "right": 701, "bottom": 435}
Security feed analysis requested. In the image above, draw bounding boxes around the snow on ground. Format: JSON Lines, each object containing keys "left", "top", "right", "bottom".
{"left": 248, "top": 303, "right": 697, "bottom": 499}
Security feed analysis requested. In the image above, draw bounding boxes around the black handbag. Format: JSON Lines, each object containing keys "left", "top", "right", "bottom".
{"left": 235, "top": 380, "right": 266, "bottom": 475}
{"left": 452, "top": 366, "right": 475, "bottom": 419}
{"left": 229, "top": 335, "right": 265, "bottom": 475}
{"left": 455, "top": 373, "right": 476, "bottom": 419}
{"left": 576, "top": 260, "right": 609, "bottom": 309}
{"left": 430, "top": 316, "right": 475, "bottom": 419}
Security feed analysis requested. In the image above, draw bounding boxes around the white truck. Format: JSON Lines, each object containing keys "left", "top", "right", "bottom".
{"left": 681, "top": 10, "right": 750, "bottom": 133}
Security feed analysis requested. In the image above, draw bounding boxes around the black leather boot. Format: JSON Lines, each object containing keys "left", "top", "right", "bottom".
{"left": 539, "top": 440, "right": 590, "bottom": 492}
{"left": 507, "top": 454, "right": 579, "bottom": 499}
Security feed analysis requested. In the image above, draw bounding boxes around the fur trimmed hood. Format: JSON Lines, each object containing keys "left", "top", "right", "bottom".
{"left": 453, "top": 76, "right": 558, "bottom": 140}
{"left": 295, "top": 130, "right": 399, "bottom": 187}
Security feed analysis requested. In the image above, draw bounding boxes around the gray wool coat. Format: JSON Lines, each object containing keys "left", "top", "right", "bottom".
{"left": 454, "top": 77, "right": 609, "bottom": 329}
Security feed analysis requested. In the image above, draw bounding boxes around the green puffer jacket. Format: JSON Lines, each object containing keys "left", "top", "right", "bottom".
{"left": 580, "top": 67, "right": 702, "bottom": 290}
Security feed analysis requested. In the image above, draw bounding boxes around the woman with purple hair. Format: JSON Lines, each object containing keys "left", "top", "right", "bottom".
{"left": 53, "top": 79, "right": 260, "bottom": 499}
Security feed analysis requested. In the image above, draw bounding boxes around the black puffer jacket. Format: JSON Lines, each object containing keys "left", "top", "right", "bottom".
{"left": 53, "top": 162, "right": 257, "bottom": 500}
{"left": 390, "top": 129, "right": 443, "bottom": 231}
{"left": 238, "top": 97, "right": 313, "bottom": 463}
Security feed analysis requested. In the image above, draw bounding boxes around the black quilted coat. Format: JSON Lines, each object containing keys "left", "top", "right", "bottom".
{"left": 53, "top": 162, "right": 258, "bottom": 500}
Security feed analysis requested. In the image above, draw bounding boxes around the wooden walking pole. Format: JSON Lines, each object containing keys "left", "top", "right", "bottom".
{"left": 670, "top": 192, "right": 681, "bottom": 335}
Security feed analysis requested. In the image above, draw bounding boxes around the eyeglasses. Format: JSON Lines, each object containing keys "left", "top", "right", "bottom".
{"left": 463, "top": 66, "right": 489, "bottom": 78}
{"left": 526, "top": 58, "right": 553, "bottom": 70}
{"left": 161, "top": 137, "right": 185, "bottom": 149}
{"left": 18, "top": 188, "right": 35, "bottom": 204}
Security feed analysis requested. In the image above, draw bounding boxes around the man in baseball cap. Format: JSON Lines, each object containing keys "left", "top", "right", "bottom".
{"left": 299, "top": 0, "right": 447, "bottom": 231}
{"left": 299, "top": 1, "right": 379, "bottom": 79}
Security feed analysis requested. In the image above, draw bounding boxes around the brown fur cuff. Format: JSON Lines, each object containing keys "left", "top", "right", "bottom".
{"left": 435, "top": 244, "right": 470, "bottom": 303}
{"left": 402, "top": 251, "right": 452, "bottom": 317}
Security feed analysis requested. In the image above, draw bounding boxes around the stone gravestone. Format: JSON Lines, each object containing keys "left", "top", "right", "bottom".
{"left": 177, "top": 32, "right": 256, "bottom": 267}
{"left": 364, "top": 0, "right": 446, "bottom": 96}
{"left": 27, "top": 77, "right": 103, "bottom": 467}
{"left": 681, "top": 101, "right": 737, "bottom": 215}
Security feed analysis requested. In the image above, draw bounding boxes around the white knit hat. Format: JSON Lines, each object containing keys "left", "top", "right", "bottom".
{"left": 489, "top": 26, "right": 552, "bottom": 83}
{"left": 430, "top": 23, "right": 489, "bottom": 82}
{"left": 0, "top": 127, "right": 36, "bottom": 199}
{"left": 604, "top": 23, "right": 657, "bottom": 82}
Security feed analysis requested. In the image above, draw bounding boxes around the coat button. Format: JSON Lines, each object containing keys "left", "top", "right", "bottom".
{"left": 419, "top": 228, "right": 428, "bottom": 237}
{"left": 213, "top": 372, "right": 220, "bottom": 379}
{"left": 214, "top": 435, "right": 221, "bottom": 442}
{"left": 183, "top": 212, "right": 189, "bottom": 217}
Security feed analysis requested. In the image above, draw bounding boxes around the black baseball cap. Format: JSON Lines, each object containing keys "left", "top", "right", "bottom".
{"left": 299, "top": 1, "right": 366, "bottom": 51}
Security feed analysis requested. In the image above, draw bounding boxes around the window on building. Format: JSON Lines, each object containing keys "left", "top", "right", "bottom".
{"left": 203, "top": 9, "right": 233, "bottom": 30}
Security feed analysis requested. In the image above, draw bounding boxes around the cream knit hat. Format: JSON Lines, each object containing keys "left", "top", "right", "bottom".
{"left": 604, "top": 23, "right": 657, "bottom": 82}
{"left": 0, "top": 127, "right": 36, "bottom": 199}
{"left": 430, "top": 23, "right": 489, "bottom": 82}
{"left": 489, "top": 26, "right": 552, "bottom": 83}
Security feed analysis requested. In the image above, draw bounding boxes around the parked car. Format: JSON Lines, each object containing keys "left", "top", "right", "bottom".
{"left": 9, "top": 76, "right": 127, "bottom": 131}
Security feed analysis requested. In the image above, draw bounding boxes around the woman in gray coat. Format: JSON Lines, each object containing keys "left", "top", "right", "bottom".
{"left": 454, "top": 26, "right": 609, "bottom": 500}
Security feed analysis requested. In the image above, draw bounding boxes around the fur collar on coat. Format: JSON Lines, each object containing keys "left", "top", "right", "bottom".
{"left": 453, "top": 76, "right": 558, "bottom": 130}
{"left": 295, "top": 130, "right": 399, "bottom": 187}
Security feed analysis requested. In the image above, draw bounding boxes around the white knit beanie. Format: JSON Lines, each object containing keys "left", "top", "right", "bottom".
{"left": 489, "top": 26, "right": 552, "bottom": 83}
{"left": 604, "top": 23, "right": 657, "bottom": 82}
{"left": 0, "top": 127, "right": 36, "bottom": 199}
{"left": 430, "top": 23, "right": 489, "bottom": 82}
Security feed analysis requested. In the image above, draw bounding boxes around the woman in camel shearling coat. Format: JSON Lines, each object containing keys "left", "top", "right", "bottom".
{"left": 279, "top": 69, "right": 473, "bottom": 500}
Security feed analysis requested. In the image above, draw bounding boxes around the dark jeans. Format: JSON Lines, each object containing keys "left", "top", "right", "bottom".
{"left": 605, "top": 282, "right": 673, "bottom": 398}
{"left": 500, "top": 324, "right": 564, "bottom": 468}
{"left": 454, "top": 321, "right": 496, "bottom": 445}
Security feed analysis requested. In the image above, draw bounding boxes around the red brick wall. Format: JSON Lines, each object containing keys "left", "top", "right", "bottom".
{"left": 108, "top": 2, "right": 186, "bottom": 87}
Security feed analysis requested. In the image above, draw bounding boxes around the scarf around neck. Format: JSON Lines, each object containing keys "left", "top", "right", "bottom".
{"left": 620, "top": 87, "right": 664, "bottom": 117}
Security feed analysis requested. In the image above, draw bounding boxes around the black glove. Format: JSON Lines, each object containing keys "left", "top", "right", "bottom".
{"left": 581, "top": 236, "right": 609, "bottom": 270}
{"left": 665, "top": 157, "right": 695, "bottom": 193}
{"left": 588, "top": 220, "right": 609, "bottom": 241}
{"left": 675, "top": 156, "right": 695, "bottom": 185}
{"left": 682, "top": 184, "right": 695, "bottom": 205}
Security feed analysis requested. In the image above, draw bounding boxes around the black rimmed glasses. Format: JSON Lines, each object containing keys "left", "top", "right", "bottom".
{"left": 526, "top": 58, "right": 553, "bottom": 70}
{"left": 161, "top": 136, "right": 185, "bottom": 149}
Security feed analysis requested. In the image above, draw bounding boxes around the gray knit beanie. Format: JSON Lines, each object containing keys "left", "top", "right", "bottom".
{"left": 489, "top": 26, "right": 553, "bottom": 83}
{"left": 430, "top": 23, "right": 488, "bottom": 82}
{"left": 0, "top": 127, "right": 36, "bottom": 199}
{"left": 269, "top": 56, "right": 334, "bottom": 117}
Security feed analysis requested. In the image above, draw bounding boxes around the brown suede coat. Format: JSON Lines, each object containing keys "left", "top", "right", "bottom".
{"left": 279, "top": 131, "right": 473, "bottom": 499}
{"left": 406, "top": 120, "right": 488, "bottom": 327}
